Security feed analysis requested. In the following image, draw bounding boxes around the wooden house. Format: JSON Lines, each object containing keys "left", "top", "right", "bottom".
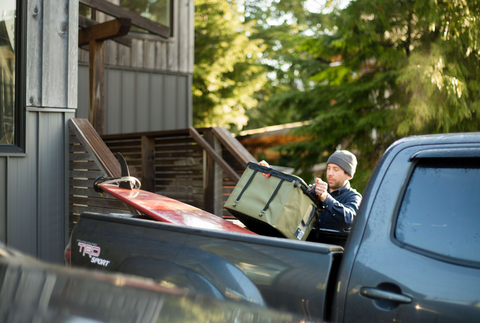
{"left": 77, "top": 0, "right": 194, "bottom": 134}
{"left": 0, "top": 0, "right": 194, "bottom": 264}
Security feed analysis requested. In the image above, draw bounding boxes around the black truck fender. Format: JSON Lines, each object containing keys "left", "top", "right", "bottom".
{"left": 116, "top": 256, "right": 266, "bottom": 306}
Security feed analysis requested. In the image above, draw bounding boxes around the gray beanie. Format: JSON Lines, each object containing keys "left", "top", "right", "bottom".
{"left": 327, "top": 150, "right": 357, "bottom": 177}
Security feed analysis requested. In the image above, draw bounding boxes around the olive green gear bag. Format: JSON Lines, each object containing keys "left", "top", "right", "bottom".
{"left": 224, "top": 162, "right": 320, "bottom": 240}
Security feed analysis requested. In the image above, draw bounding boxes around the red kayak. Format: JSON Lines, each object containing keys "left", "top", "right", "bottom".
{"left": 100, "top": 184, "right": 255, "bottom": 235}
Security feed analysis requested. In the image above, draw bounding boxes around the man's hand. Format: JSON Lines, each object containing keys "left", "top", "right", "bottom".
{"left": 315, "top": 178, "right": 328, "bottom": 202}
{"left": 258, "top": 160, "right": 271, "bottom": 177}
{"left": 259, "top": 160, "right": 269, "bottom": 167}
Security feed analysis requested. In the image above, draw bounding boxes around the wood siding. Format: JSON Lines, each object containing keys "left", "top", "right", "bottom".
{"left": 0, "top": 0, "right": 77, "bottom": 264}
{"left": 1, "top": 0, "right": 195, "bottom": 263}
{"left": 78, "top": 65, "right": 192, "bottom": 134}
{"left": 27, "top": 0, "right": 78, "bottom": 108}
{"left": 1, "top": 110, "right": 74, "bottom": 263}
{"left": 78, "top": 0, "right": 194, "bottom": 134}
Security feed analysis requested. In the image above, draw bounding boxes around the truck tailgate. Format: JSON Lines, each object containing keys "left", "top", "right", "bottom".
{"left": 71, "top": 212, "right": 343, "bottom": 320}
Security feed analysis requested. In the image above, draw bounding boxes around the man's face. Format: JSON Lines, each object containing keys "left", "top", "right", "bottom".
{"left": 326, "top": 163, "right": 351, "bottom": 191}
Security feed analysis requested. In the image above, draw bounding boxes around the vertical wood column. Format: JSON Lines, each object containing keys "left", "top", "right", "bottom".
{"left": 141, "top": 135, "right": 156, "bottom": 192}
{"left": 89, "top": 40, "right": 105, "bottom": 135}
{"left": 203, "top": 130, "right": 224, "bottom": 216}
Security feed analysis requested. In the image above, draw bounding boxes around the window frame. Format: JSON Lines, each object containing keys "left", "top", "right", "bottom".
{"left": 391, "top": 156, "right": 480, "bottom": 269}
{"left": 79, "top": 0, "right": 173, "bottom": 40}
{"left": 0, "top": 0, "right": 26, "bottom": 154}
{"left": 121, "top": 0, "right": 174, "bottom": 38}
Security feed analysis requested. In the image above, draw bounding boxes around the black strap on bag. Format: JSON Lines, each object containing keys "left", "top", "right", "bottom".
{"left": 248, "top": 162, "right": 318, "bottom": 203}
{"left": 233, "top": 169, "right": 258, "bottom": 207}
{"left": 259, "top": 179, "right": 285, "bottom": 217}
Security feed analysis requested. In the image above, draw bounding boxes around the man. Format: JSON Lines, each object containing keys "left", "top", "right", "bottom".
{"left": 311, "top": 150, "right": 362, "bottom": 233}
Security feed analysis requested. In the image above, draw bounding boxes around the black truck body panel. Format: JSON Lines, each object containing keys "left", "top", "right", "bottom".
{"left": 70, "top": 132, "right": 480, "bottom": 322}
{"left": 0, "top": 243, "right": 307, "bottom": 323}
{"left": 72, "top": 213, "right": 343, "bottom": 320}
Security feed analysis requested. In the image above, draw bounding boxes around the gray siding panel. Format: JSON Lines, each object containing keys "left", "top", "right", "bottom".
{"left": 177, "top": 75, "right": 187, "bottom": 128}
{"left": 187, "top": 74, "right": 192, "bottom": 127}
{"left": 150, "top": 74, "right": 164, "bottom": 130}
{"left": 4, "top": 111, "right": 73, "bottom": 262}
{"left": 38, "top": 112, "right": 67, "bottom": 263}
{"left": 6, "top": 0, "right": 76, "bottom": 263}
{"left": 136, "top": 73, "right": 150, "bottom": 131}
{"left": 106, "top": 69, "right": 123, "bottom": 134}
{"left": 0, "top": 158, "right": 6, "bottom": 242}
{"left": 122, "top": 71, "right": 137, "bottom": 133}
{"left": 7, "top": 113, "right": 39, "bottom": 257}
{"left": 77, "top": 65, "right": 89, "bottom": 119}
{"left": 164, "top": 75, "right": 177, "bottom": 130}
{"left": 77, "top": 68, "right": 192, "bottom": 134}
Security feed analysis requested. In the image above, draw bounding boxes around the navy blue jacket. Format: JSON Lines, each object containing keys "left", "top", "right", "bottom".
{"left": 313, "top": 181, "right": 362, "bottom": 232}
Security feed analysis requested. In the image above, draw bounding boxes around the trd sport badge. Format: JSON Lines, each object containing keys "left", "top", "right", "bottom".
{"left": 77, "top": 240, "right": 111, "bottom": 267}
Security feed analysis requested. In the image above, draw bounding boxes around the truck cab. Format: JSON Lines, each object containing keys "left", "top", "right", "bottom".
{"left": 334, "top": 133, "right": 480, "bottom": 323}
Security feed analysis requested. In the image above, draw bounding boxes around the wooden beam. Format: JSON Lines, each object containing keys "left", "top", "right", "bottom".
{"left": 79, "top": 15, "right": 132, "bottom": 47}
{"left": 189, "top": 127, "right": 240, "bottom": 183}
{"left": 141, "top": 135, "right": 156, "bottom": 193}
{"left": 80, "top": 0, "right": 170, "bottom": 38}
{"left": 69, "top": 119, "right": 121, "bottom": 177}
{"left": 79, "top": 18, "right": 131, "bottom": 46}
{"left": 89, "top": 40, "right": 105, "bottom": 135}
{"left": 203, "top": 129, "right": 224, "bottom": 216}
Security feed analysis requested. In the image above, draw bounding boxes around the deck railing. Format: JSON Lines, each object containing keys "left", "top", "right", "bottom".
{"left": 68, "top": 119, "right": 256, "bottom": 232}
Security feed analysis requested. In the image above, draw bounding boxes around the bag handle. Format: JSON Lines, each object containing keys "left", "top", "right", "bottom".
{"left": 259, "top": 179, "right": 285, "bottom": 217}
{"left": 248, "top": 162, "right": 321, "bottom": 204}
{"left": 232, "top": 169, "right": 258, "bottom": 207}
{"left": 248, "top": 162, "right": 298, "bottom": 182}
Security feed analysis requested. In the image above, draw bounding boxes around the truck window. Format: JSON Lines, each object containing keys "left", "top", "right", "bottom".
{"left": 395, "top": 158, "right": 480, "bottom": 266}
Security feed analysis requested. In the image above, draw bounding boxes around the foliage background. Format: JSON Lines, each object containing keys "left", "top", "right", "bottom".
{"left": 193, "top": 0, "right": 480, "bottom": 193}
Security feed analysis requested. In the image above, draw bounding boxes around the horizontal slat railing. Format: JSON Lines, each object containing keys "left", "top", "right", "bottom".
{"left": 101, "top": 127, "right": 257, "bottom": 217}
{"left": 69, "top": 120, "right": 130, "bottom": 234}
{"left": 69, "top": 119, "right": 257, "bottom": 231}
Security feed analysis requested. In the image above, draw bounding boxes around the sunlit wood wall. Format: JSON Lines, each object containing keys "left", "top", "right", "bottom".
{"left": 77, "top": 0, "right": 194, "bottom": 134}
{"left": 1, "top": 0, "right": 77, "bottom": 264}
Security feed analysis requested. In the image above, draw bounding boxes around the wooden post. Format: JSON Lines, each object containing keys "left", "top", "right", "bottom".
{"left": 141, "top": 135, "right": 156, "bottom": 192}
{"left": 88, "top": 40, "right": 105, "bottom": 135}
{"left": 79, "top": 18, "right": 131, "bottom": 135}
{"left": 203, "top": 129, "right": 224, "bottom": 216}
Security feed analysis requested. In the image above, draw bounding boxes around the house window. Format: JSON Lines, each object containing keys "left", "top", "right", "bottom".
{"left": 79, "top": 0, "right": 172, "bottom": 38}
{"left": 0, "top": 1, "right": 16, "bottom": 146}
{"left": 120, "top": 0, "right": 172, "bottom": 35}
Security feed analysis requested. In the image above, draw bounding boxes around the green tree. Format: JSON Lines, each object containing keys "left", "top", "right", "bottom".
{"left": 193, "top": 0, "right": 268, "bottom": 130}
{"left": 242, "top": 0, "right": 325, "bottom": 129}
{"left": 269, "top": 0, "right": 480, "bottom": 192}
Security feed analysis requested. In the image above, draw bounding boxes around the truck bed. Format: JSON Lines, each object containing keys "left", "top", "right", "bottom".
{"left": 71, "top": 212, "right": 343, "bottom": 320}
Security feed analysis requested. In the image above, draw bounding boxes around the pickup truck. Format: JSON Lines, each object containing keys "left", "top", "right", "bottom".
{"left": 0, "top": 242, "right": 305, "bottom": 323}
{"left": 69, "top": 133, "right": 480, "bottom": 322}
